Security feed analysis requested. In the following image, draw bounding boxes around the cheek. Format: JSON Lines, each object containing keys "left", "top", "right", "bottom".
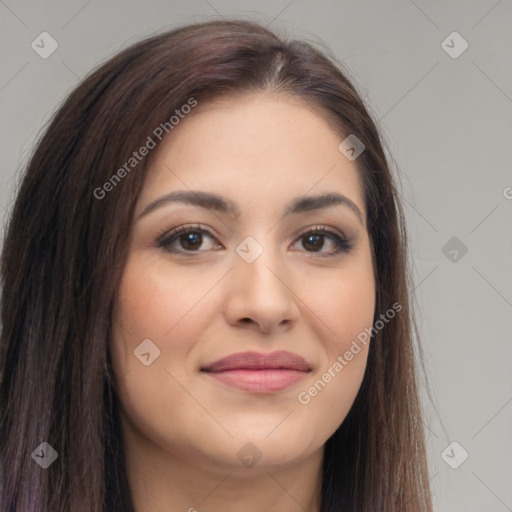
{"left": 294, "top": 254, "right": 375, "bottom": 430}
{"left": 111, "top": 255, "right": 221, "bottom": 368}
{"left": 327, "top": 272, "right": 375, "bottom": 352}
{"left": 303, "top": 250, "right": 376, "bottom": 354}
{"left": 109, "top": 256, "right": 224, "bottom": 456}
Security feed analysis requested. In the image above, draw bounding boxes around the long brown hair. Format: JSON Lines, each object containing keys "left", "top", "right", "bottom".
{"left": 0, "top": 19, "right": 433, "bottom": 511}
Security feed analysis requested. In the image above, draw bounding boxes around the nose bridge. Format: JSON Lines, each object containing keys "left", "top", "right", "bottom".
{"left": 234, "top": 233, "right": 286, "bottom": 296}
{"left": 225, "top": 232, "right": 298, "bottom": 331}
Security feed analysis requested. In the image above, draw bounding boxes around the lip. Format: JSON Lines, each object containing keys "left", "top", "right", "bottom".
{"left": 201, "top": 350, "right": 312, "bottom": 393}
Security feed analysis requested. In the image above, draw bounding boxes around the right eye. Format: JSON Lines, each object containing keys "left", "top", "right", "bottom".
{"left": 157, "top": 224, "right": 223, "bottom": 254}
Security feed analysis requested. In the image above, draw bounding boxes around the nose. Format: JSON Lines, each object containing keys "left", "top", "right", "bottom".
{"left": 223, "top": 240, "right": 299, "bottom": 334}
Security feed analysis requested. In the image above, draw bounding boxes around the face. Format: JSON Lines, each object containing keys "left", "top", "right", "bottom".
{"left": 111, "top": 91, "right": 376, "bottom": 472}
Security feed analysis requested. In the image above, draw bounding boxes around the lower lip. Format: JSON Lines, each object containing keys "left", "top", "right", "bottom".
{"left": 203, "top": 369, "right": 309, "bottom": 393}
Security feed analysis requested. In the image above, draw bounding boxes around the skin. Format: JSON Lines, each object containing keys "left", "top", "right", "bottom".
{"left": 111, "top": 91, "right": 376, "bottom": 512}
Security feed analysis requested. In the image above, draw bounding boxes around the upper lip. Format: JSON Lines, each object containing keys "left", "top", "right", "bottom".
{"left": 201, "top": 350, "right": 312, "bottom": 372}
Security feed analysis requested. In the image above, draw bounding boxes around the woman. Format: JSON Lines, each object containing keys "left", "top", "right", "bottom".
{"left": 0, "top": 19, "right": 433, "bottom": 512}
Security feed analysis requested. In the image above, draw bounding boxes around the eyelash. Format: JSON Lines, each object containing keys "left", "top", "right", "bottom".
{"left": 157, "top": 223, "right": 353, "bottom": 258}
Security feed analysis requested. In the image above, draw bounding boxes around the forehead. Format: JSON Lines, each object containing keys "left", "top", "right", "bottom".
{"left": 137, "top": 91, "right": 365, "bottom": 219}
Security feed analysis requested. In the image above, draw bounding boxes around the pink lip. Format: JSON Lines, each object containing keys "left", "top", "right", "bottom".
{"left": 201, "top": 350, "right": 312, "bottom": 393}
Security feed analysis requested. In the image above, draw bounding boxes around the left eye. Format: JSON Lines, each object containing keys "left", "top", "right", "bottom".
{"left": 158, "top": 225, "right": 352, "bottom": 256}
{"left": 291, "top": 228, "right": 351, "bottom": 255}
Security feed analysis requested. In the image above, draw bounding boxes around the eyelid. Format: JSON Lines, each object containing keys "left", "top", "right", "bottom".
{"left": 156, "top": 223, "right": 212, "bottom": 243}
{"left": 294, "top": 224, "right": 348, "bottom": 241}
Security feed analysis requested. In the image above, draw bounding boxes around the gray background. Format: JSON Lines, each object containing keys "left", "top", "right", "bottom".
{"left": 1, "top": 1, "right": 511, "bottom": 510}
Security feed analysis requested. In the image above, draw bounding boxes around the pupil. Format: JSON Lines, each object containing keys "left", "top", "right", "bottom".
{"left": 305, "top": 234, "right": 323, "bottom": 251}
{"left": 182, "top": 232, "right": 202, "bottom": 250}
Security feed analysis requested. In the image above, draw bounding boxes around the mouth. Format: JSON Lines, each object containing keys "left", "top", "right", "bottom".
{"left": 200, "top": 350, "right": 312, "bottom": 393}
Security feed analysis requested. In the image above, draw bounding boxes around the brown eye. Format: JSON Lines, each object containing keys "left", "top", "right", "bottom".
{"left": 178, "top": 231, "right": 203, "bottom": 251}
{"left": 158, "top": 225, "right": 222, "bottom": 254}
{"left": 302, "top": 233, "right": 326, "bottom": 252}
{"left": 292, "top": 227, "right": 352, "bottom": 257}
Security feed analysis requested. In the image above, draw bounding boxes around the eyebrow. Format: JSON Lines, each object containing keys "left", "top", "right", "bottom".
{"left": 137, "top": 190, "right": 364, "bottom": 224}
